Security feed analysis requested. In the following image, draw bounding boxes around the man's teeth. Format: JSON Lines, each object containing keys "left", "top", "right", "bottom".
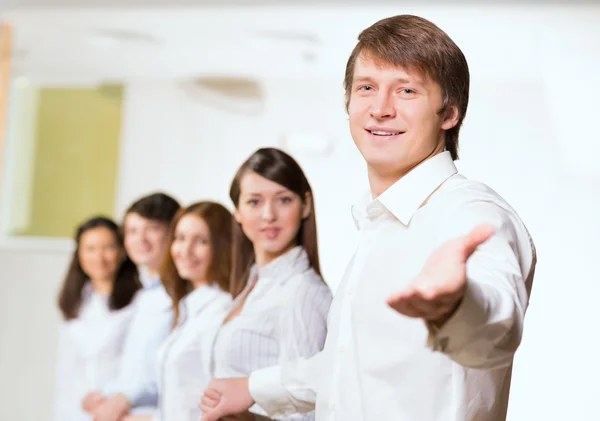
{"left": 370, "top": 130, "right": 401, "bottom": 135}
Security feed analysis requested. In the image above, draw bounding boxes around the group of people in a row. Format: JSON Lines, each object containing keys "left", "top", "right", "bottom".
{"left": 55, "top": 146, "right": 329, "bottom": 421}
{"left": 54, "top": 14, "right": 536, "bottom": 421}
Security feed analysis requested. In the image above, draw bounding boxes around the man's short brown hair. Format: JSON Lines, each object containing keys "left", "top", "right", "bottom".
{"left": 125, "top": 192, "right": 180, "bottom": 225}
{"left": 344, "top": 15, "right": 470, "bottom": 160}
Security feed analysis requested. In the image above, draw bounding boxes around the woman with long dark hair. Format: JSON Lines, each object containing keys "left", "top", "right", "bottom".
{"left": 206, "top": 147, "right": 332, "bottom": 420}
{"left": 54, "top": 216, "right": 140, "bottom": 421}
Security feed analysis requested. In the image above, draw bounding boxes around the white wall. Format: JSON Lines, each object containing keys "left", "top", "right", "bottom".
{"left": 1, "top": 5, "right": 599, "bottom": 421}
{"left": 116, "top": 77, "right": 366, "bottom": 286}
{"left": 0, "top": 247, "right": 70, "bottom": 420}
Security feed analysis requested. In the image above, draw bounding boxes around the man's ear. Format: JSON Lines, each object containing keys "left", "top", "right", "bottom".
{"left": 441, "top": 104, "right": 459, "bottom": 131}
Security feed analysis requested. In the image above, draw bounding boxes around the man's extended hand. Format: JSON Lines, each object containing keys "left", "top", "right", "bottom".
{"left": 387, "top": 224, "right": 495, "bottom": 326}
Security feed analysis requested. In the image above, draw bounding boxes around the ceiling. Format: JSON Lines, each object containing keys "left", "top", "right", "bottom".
{"left": 5, "top": 0, "right": 595, "bottom": 6}
{"left": 1, "top": 4, "right": 599, "bottom": 84}
{"left": 3, "top": 0, "right": 598, "bottom": 6}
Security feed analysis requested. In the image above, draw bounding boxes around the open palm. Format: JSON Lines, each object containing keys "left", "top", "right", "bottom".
{"left": 387, "top": 224, "right": 495, "bottom": 325}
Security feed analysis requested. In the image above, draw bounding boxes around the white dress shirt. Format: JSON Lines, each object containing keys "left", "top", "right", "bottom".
{"left": 102, "top": 270, "right": 173, "bottom": 412}
{"left": 212, "top": 246, "right": 333, "bottom": 420}
{"left": 153, "top": 283, "right": 231, "bottom": 421}
{"left": 249, "top": 151, "right": 537, "bottom": 421}
{"left": 53, "top": 284, "right": 135, "bottom": 421}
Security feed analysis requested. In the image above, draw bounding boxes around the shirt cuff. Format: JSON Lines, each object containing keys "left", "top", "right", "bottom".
{"left": 251, "top": 414, "right": 273, "bottom": 421}
{"left": 130, "top": 405, "right": 157, "bottom": 415}
{"left": 249, "top": 366, "right": 296, "bottom": 417}
{"left": 120, "top": 389, "right": 136, "bottom": 405}
{"left": 426, "top": 280, "right": 488, "bottom": 354}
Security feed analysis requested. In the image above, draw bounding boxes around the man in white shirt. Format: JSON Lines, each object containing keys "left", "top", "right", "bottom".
{"left": 82, "top": 192, "right": 180, "bottom": 421}
{"left": 200, "top": 14, "right": 536, "bottom": 421}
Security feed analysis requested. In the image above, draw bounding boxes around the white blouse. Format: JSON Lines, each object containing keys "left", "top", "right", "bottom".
{"left": 153, "top": 283, "right": 231, "bottom": 421}
{"left": 211, "top": 246, "right": 332, "bottom": 420}
{"left": 53, "top": 285, "right": 135, "bottom": 421}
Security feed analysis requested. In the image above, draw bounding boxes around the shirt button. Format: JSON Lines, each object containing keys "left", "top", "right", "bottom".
{"left": 329, "top": 402, "right": 336, "bottom": 411}
{"left": 347, "top": 287, "right": 355, "bottom": 297}
{"left": 338, "top": 345, "right": 345, "bottom": 354}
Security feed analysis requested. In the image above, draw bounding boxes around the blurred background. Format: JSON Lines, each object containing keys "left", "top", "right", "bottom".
{"left": 0, "top": 1, "right": 599, "bottom": 420}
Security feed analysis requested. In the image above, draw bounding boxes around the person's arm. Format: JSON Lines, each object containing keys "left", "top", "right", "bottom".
{"left": 427, "top": 203, "right": 535, "bottom": 369}
{"left": 201, "top": 353, "right": 327, "bottom": 421}
{"left": 249, "top": 351, "right": 327, "bottom": 418}
{"left": 104, "top": 296, "right": 173, "bottom": 408}
{"left": 388, "top": 202, "right": 535, "bottom": 370}
{"left": 202, "top": 279, "right": 332, "bottom": 421}
{"left": 246, "top": 278, "right": 332, "bottom": 420}
{"left": 96, "top": 301, "right": 172, "bottom": 421}
{"left": 284, "top": 280, "right": 334, "bottom": 413}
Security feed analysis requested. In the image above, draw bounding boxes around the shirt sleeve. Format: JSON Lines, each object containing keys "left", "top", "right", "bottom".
{"left": 426, "top": 201, "right": 536, "bottom": 370}
{"left": 249, "top": 277, "right": 332, "bottom": 420}
{"left": 102, "top": 294, "right": 173, "bottom": 408}
{"left": 249, "top": 351, "right": 327, "bottom": 419}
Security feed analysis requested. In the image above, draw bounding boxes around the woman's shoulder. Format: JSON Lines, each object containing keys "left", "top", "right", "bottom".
{"left": 211, "top": 287, "right": 233, "bottom": 310}
{"left": 214, "top": 285, "right": 232, "bottom": 298}
{"left": 286, "top": 267, "right": 332, "bottom": 300}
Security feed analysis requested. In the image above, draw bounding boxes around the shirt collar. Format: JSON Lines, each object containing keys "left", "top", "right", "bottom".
{"left": 82, "top": 281, "right": 109, "bottom": 303}
{"left": 139, "top": 266, "right": 162, "bottom": 289}
{"left": 82, "top": 281, "right": 94, "bottom": 300}
{"left": 248, "top": 245, "right": 310, "bottom": 286}
{"left": 352, "top": 151, "right": 458, "bottom": 227}
{"left": 181, "top": 283, "right": 221, "bottom": 317}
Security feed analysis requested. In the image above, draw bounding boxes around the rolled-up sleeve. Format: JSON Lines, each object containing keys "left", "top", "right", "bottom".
{"left": 249, "top": 351, "right": 326, "bottom": 418}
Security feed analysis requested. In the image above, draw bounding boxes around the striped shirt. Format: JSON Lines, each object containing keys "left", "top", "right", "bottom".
{"left": 211, "top": 246, "right": 332, "bottom": 420}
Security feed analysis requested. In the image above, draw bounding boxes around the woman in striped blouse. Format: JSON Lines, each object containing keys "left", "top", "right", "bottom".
{"left": 206, "top": 147, "right": 333, "bottom": 421}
